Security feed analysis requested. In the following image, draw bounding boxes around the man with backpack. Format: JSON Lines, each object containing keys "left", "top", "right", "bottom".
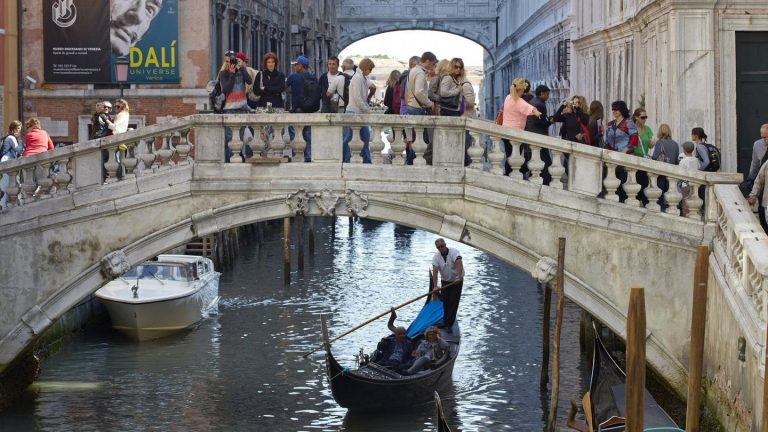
{"left": 319, "top": 56, "right": 342, "bottom": 113}
{"left": 344, "top": 58, "right": 376, "bottom": 164}
{"left": 328, "top": 58, "right": 355, "bottom": 161}
{"left": 286, "top": 55, "right": 319, "bottom": 162}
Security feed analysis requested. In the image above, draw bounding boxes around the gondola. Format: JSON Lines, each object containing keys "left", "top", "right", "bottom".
{"left": 434, "top": 391, "right": 453, "bottom": 432}
{"left": 567, "top": 331, "right": 680, "bottom": 432}
{"left": 321, "top": 292, "right": 461, "bottom": 411}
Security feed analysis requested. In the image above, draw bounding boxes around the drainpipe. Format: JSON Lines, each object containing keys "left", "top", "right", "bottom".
{"left": 17, "top": 0, "right": 23, "bottom": 120}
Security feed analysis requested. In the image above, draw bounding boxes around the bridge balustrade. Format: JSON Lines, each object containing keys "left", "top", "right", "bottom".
{"left": 0, "top": 114, "right": 742, "bottom": 225}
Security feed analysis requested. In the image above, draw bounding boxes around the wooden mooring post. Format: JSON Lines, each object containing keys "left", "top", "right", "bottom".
{"left": 545, "top": 237, "right": 566, "bottom": 432}
{"left": 540, "top": 282, "right": 552, "bottom": 388}
{"left": 626, "top": 287, "right": 646, "bottom": 432}
{"left": 308, "top": 216, "right": 315, "bottom": 256}
{"left": 686, "top": 246, "right": 709, "bottom": 432}
{"left": 283, "top": 217, "right": 291, "bottom": 284}
{"left": 296, "top": 214, "right": 305, "bottom": 271}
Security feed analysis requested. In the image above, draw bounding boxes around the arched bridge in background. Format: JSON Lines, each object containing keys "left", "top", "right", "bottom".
{"left": 335, "top": 0, "right": 497, "bottom": 62}
{"left": 0, "top": 113, "right": 766, "bottom": 428}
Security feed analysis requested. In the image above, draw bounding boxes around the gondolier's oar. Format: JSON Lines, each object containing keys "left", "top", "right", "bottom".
{"left": 301, "top": 279, "right": 461, "bottom": 359}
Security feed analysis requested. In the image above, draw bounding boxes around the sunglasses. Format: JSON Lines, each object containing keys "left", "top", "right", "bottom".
{"left": 640, "top": 116, "right": 648, "bottom": 120}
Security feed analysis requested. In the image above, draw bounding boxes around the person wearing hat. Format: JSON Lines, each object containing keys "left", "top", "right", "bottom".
{"left": 218, "top": 50, "right": 253, "bottom": 162}
{"left": 235, "top": 52, "right": 259, "bottom": 110}
{"left": 286, "top": 55, "right": 315, "bottom": 162}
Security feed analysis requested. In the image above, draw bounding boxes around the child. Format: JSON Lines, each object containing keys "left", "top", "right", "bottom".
{"left": 678, "top": 141, "right": 699, "bottom": 216}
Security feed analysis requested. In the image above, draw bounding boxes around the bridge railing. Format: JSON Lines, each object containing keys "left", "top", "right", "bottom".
{"left": 712, "top": 185, "right": 768, "bottom": 337}
{"left": 0, "top": 113, "right": 742, "bottom": 223}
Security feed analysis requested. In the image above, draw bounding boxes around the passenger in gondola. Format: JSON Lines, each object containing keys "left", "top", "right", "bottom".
{"left": 376, "top": 325, "right": 413, "bottom": 370}
{"left": 404, "top": 326, "right": 450, "bottom": 375}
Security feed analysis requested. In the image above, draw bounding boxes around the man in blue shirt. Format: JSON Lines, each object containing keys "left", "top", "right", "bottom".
{"left": 286, "top": 55, "right": 315, "bottom": 162}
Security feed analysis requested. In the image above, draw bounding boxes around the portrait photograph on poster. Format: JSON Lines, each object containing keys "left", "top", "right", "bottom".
{"left": 44, "top": 0, "right": 179, "bottom": 84}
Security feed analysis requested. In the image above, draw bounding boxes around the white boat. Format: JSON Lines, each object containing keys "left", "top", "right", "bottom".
{"left": 94, "top": 255, "right": 221, "bottom": 341}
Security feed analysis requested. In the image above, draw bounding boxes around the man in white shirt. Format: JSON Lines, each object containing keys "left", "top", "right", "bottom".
{"left": 343, "top": 58, "right": 375, "bottom": 163}
{"left": 431, "top": 238, "right": 464, "bottom": 333}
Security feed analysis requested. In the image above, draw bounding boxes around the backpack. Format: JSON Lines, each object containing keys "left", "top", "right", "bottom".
{"left": 698, "top": 142, "right": 721, "bottom": 172}
{"left": 340, "top": 73, "right": 352, "bottom": 107}
{"left": 300, "top": 73, "right": 321, "bottom": 113}
{"left": 207, "top": 79, "right": 225, "bottom": 113}
{"left": 0, "top": 135, "right": 9, "bottom": 160}
{"left": 391, "top": 80, "right": 402, "bottom": 114}
{"left": 428, "top": 76, "right": 441, "bottom": 104}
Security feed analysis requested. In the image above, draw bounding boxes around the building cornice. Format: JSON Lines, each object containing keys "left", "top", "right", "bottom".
{"left": 573, "top": 0, "right": 670, "bottom": 48}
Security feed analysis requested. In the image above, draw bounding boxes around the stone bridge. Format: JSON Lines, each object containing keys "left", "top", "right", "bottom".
{"left": 0, "top": 113, "right": 765, "bottom": 429}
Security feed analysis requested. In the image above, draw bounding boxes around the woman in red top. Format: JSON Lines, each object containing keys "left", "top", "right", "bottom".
{"left": 21, "top": 118, "right": 54, "bottom": 157}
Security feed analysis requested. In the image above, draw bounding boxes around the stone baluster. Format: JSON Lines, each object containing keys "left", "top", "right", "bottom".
{"left": 227, "top": 124, "right": 244, "bottom": 163}
{"left": 175, "top": 129, "right": 193, "bottom": 164}
{"left": 548, "top": 150, "right": 565, "bottom": 189}
{"left": 104, "top": 148, "right": 120, "bottom": 183}
{"left": 348, "top": 126, "right": 364, "bottom": 164}
{"left": 603, "top": 163, "right": 621, "bottom": 202}
{"left": 122, "top": 141, "right": 139, "bottom": 177}
{"left": 487, "top": 137, "right": 506, "bottom": 176}
{"left": 269, "top": 124, "right": 285, "bottom": 160}
{"left": 412, "top": 127, "right": 428, "bottom": 166}
{"left": 155, "top": 134, "right": 176, "bottom": 167}
{"left": 644, "top": 173, "right": 662, "bottom": 212}
{"left": 292, "top": 124, "right": 306, "bottom": 162}
{"left": 506, "top": 140, "right": 525, "bottom": 179}
{"left": 35, "top": 163, "right": 54, "bottom": 199}
{"left": 622, "top": 169, "right": 642, "bottom": 206}
{"left": 467, "top": 131, "right": 484, "bottom": 169}
{"left": 53, "top": 158, "right": 72, "bottom": 195}
{"left": 20, "top": 167, "right": 37, "bottom": 203}
{"left": 370, "top": 126, "right": 385, "bottom": 164}
{"left": 389, "top": 127, "right": 406, "bottom": 164}
{"left": 685, "top": 182, "right": 704, "bottom": 220}
{"left": 139, "top": 138, "right": 157, "bottom": 174}
{"left": 5, "top": 170, "right": 21, "bottom": 207}
{"left": 527, "top": 144, "right": 545, "bottom": 185}
{"left": 663, "top": 178, "right": 683, "bottom": 216}
{"left": 245, "top": 127, "right": 262, "bottom": 161}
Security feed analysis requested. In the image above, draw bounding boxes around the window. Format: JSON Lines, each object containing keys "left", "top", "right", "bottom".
{"left": 557, "top": 39, "right": 571, "bottom": 81}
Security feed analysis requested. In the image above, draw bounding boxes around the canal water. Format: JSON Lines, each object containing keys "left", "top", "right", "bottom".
{"left": 2, "top": 217, "right": 595, "bottom": 431}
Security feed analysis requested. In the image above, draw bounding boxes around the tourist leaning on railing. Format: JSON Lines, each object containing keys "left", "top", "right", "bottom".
{"left": 1, "top": 120, "right": 23, "bottom": 209}
{"left": 21, "top": 118, "right": 53, "bottom": 157}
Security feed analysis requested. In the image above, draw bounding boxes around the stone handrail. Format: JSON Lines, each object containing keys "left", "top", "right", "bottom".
{"left": 712, "top": 184, "right": 768, "bottom": 352}
{"left": 0, "top": 113, "right": 742, "bottom": 224}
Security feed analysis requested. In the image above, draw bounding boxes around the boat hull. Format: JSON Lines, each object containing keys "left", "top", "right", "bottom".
{"left": 99, "top": 276, "right": 219, "bottom": 341}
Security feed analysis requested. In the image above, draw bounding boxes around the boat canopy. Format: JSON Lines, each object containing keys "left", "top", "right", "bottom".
{"left": 123, "top": 263, "right": 195, "bottom": 282}
{"left": 406, "top": 300, "right": 444, "bottom": 338}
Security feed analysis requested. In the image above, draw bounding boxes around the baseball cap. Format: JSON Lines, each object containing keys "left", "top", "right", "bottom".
{"left": 236, "top": 52, "right": 249, "bottom": 62}
{"left": 291, "top": 55, "right": 309, "bottom": 67}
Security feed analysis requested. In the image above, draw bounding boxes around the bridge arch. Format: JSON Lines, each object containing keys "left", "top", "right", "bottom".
{"left": 3, "top": 194, "right": 685, "bottom": 390}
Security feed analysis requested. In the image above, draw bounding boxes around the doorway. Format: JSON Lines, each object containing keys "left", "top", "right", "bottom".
{"left": 736, "top": 32, "right": 768, "bottom": 175}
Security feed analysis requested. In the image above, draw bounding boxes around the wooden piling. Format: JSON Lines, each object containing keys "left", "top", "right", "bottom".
{"left": 283, "top": 217, "right": 291, "bottom": 284}
{"left": 545, "top": 237, "right": 566, "bottom": 432}
{"left": 297, "top": 214, "right": 305, "bottom": 270}
{"left": 626, "top": 287, "right": 646, "bottom": 432}
{"left": 308, "top": 216, "right": 315, "bottom": 256}
{"left": 686, "top": 246, "right": 709, "bottom": 432}
{"left": 540, "top": 282, "right": 552, "bottom": 388}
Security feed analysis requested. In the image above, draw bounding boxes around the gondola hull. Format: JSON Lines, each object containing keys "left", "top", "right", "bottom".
{"left": 324, "top": 326, "right": 460, "bottom": 411}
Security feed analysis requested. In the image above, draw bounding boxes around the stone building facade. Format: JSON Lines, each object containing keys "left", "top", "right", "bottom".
{"left": 486, "top": 0, "right": 574, "bottom": 123}
{"left": 16, "top": 0, "right": 336, "bottom": 145}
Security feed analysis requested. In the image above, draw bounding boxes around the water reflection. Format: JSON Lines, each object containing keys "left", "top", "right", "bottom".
{"left": 1, "top": 217, "right": 591, "bottom": 431}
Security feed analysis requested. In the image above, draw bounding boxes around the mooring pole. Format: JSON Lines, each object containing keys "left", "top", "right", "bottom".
{"left": 296, "top": 214, "right": 304, "bottom": 271}
{"left": 283, "top": 217, "right": 291, "bottom": 284}
{"left": 626, "top": 287, "right": 646, "bottom": 432}
{"left": 308, "top": 216, "right": 315, "bottom": 256}
{"left": 686, "top": 246, "right": 709, "bottom": 432}
{"left": 545, "top": 237, "right": 566, "bottom": 432}
{"left": 540, "top": 282, "right": 552, "bottom": 388}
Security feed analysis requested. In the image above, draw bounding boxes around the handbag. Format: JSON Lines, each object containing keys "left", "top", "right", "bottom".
{"left": 248, "top": 71, "right": 263, "bottom": 103}
{"left": 495, "top": 109, "right": 503, "bottom": 125}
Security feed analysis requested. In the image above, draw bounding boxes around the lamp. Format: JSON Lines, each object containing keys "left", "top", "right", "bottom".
{"left": 114, "top": 57, "right": 129, "bottom": 99}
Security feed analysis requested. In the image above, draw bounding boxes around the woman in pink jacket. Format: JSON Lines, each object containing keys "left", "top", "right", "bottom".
{"left": 21, "top": 118, "right": 54, "bottom": 157}
{"left": 502, "top": 78, "right": 542, "bottom": 175}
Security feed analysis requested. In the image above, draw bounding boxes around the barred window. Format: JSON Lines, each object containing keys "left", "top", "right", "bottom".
{"left": 557, "top": 39, "right": 571, "bottom": 81}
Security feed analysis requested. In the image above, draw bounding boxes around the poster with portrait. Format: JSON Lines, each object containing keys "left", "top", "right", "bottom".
{"left": 44, "top": 0, "right": 179, "bottom": 84}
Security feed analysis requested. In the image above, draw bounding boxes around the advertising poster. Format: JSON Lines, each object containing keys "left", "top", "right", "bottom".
{"left": 44, "top": 0, "right": 179, "bottom": 84}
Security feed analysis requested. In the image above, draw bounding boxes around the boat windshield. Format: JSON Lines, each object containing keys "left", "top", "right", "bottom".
{"left": 123, "top": 263, "right": 195, "bottom": 282}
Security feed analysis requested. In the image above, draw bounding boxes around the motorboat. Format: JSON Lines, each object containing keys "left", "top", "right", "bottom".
{"left": 94, "top": 255, "right": 220, "bottom": 341}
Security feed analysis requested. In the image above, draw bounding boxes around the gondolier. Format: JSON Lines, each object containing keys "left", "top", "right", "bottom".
{"left": 432, "top": 238, "right": 464, "bottom": 333}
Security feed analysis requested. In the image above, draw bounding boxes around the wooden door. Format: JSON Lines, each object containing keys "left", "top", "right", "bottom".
{"left": 736, "top": 32, "right": 768, "bottom": 175}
